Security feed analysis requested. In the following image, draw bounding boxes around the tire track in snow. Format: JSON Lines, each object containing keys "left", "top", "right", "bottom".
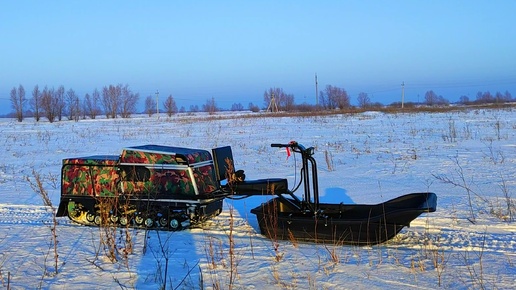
{"left": 392, "top": 221, "right": 516, "bottom": 254}
{"left": 0, "top": 204, "right": 72, "bottom": 226}
{"left": 2, "top": 204, "right": 515, "bottom": 255}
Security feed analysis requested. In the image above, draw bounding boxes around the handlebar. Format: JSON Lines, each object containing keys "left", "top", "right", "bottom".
{"left": 270, "top": 141, "right": 299, "bottom": 149}
{"left": 271, "top": 141, "right": 313, "bottom": 155}
{"left": 270, "top": 143, "right": 291, "bottom": 148}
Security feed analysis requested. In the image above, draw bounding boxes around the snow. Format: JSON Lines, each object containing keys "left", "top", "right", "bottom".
{"left": 1, "top": 108, "right": 516, "bottom": 289}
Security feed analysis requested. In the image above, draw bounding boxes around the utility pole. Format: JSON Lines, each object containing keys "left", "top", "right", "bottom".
{"left": 155, "top": 90, "right": 159, "bottom": 118}
{"left": 315, "top": 73, "right": 319, "bottom": 105}
{"left": 401, "top": 82, "right": 405, "bottom": 109}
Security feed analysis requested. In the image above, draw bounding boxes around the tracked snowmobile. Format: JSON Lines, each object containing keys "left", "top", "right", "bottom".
{"left": 56, "top": 145, "right": 226, "bottom": 230}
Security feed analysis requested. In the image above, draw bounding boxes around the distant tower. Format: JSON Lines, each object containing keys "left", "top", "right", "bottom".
{"left": 401, "top": 82, "right": 405, "bottom": 109}
{"left": 267, "top": 92, "right": 279, "bottom": 112}
{"left": 315, "top": 73, "right": 319, "bottom": 105}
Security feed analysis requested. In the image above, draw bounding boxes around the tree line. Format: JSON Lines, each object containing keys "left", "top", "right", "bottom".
{"left": 261, "top": 85, "right": 380, "bottom": 111}
{"left": 8, "top": 83, "right": 515, "bottom": 122}
{"left": 9, "top": 84, "right": 145, "bottom": 122}
{"left": 262, "top": 86, "right": 514, "bottom": 111}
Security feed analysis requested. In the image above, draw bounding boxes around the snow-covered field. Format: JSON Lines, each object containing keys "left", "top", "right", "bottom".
{"left": 1, "top": 108, "right": 515, "bottom": 289}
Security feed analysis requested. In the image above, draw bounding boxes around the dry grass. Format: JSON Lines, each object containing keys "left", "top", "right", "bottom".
{"left": 25, "top": 169, "right": 59, "bottom": 277}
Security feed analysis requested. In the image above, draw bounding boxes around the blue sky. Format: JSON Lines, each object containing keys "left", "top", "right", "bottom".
{"left": 1, "top": 1, "right": 516, "bottom": 114}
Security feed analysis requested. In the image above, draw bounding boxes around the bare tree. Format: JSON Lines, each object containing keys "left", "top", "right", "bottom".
{"left": 231, "top": 103, "right": 244, "bottom": 111}
{"left": 475, "top": 91, "right": 494, "bottom": 104}
{"left": 318, "top": 90, "right": 328, "bottom": 109}
{"left": 248, "top": 102, "right": 259, "bottom": 112}
{"left": 41, "top": 86, "right": 58, "bottom": 123}
{"left": 438, "top": 95, "right": 449, "bottom": 105}
{"left": 357, "top": 92, "right": 371, "bottom": 108}
{"left": 102, "top": 87, "right": 112, "bottom": 118}
{"left": 145, "top": 95, "right": 156, "bottom": 117}
{"left": 18, "top": 85, "right": 26, "bottom": 120}
{"left": 10, "top": 87, "right": 19, "bottom": 119}
{"left": 10, "top": 84, "right": 26, "bottom": 122}
{"left": 31, "top": 85, "right": 42, "bottom": 121}
{"left": 283, "top": 94, "right": 295, "bottom": 111}
{"left": 202, "top": 97, "right": 217, "bottom": 114}
{"left": 459, "top": 95, "right": 470, "bottom": 105}
{"left": 424, "top": 90, "right": 448, "bottom": 106}
{"left": 494, "top": 91, "right": 512, "bottom": 103}
{"left": 321, "top": 85, "right": 349, "bottom": 109}
{"left": 102, "top": 84, "right": 122, "bottom": 118}
{"left": 504, "top": 90, "right": 513, "bottom": 102}
{"left": 83, "top": 89, "right": 102, "bottom": 119}
{"left": 119, "top": 84, "right": 139, "bottom": 118}
{"left": 65, "top": 88, "right": 80, "bottom": 121}
{"left": 424, "top": 90, "right": 438, "bottom": 106}
{"left": 163, "top": 94, "right": 177, "bottom": 117}
{"left": 73, "top": 96, "right": 81, "bottom": 121}
{"left": 92, "top": 89, "right": 102, "bottom": 117}
{"left": 189, "top": 104, "right": 199, "bottom": 112}
{"left": 82, "top": 93, "right": 91, "bottom": 118}
{"left": 55, "top": 85, "right": 66, "bottom": 121}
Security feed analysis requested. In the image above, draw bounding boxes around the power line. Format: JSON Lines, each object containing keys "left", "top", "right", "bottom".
{"left": 407, "top": 79, "right": 516, "bottom": 89}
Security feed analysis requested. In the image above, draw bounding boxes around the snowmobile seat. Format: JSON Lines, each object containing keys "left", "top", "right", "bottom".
{"left": 212, "top": 146, "right": 288, "bottom": 195}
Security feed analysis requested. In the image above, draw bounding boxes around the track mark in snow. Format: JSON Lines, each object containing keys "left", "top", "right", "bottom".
{"left": 0, "top": 203, "right": 68, "bottom": 225}
{"left": 393, "top": 223, "right": 516, "bottom": 253}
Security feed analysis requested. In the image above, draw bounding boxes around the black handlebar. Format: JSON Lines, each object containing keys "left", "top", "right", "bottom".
{"left": 270, "top": 143, "right": 291, "bottom": 148}
{"left": 270, "top": 141, "right": 319, "bottom": 208}
{"left": 271, "top": 141, "right": 312, "bottom": 155}
{"left": 270, "top": 141, "right": 298, "bottom": 148}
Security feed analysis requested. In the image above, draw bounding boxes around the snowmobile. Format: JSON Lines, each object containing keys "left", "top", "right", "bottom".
{"left": 212, "top": 141, "right": 437, "bottom": 245}
{"left": 56, "top": 145, "right": 226, "bottom": 230}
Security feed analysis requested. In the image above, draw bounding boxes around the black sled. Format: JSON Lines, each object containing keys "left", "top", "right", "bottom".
{"left": 212, "top": 142, "right": 437, "bottom": 245}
